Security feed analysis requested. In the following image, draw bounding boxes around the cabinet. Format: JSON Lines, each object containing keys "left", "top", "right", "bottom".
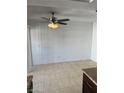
{"left": 82, "top": 67, "right": 97, "bottom": 93}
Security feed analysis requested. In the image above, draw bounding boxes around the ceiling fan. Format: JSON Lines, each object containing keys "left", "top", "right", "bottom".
{"left": 41, "top": 12, "right": 70, "bottom": 29}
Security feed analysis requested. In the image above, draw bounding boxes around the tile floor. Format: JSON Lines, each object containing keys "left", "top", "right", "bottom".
{"left": 28, "top": 60, "right": 97, "bottom": 93}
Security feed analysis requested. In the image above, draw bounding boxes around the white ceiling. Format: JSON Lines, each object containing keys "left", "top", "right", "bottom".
{"left": 27, "top": 0, "right": 97, "bottom": 24}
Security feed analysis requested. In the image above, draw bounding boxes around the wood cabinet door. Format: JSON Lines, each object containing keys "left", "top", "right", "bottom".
{"left": 83, "top": 81, "right": 97, "bottom": 93}
{"left": 83, "top": 73, "right": 97, "bottom": 93}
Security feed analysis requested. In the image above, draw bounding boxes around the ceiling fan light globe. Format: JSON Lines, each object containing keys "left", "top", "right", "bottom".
{"left": 48, "top": 23, "right": 59, "bottom": 29}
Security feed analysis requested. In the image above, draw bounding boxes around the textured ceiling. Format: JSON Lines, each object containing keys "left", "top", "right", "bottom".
{"left": 27, "top": 0, "right": 97, "bottom": 24}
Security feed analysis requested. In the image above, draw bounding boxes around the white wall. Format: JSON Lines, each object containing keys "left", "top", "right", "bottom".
{"left": 27, "top": 26, "right": 33, "bottom": 72}
{"left": 91, "top": 22, "right": 97, "bottom": 62}
{"left": 30, "top": 21, "right": 93, "bottom": 65}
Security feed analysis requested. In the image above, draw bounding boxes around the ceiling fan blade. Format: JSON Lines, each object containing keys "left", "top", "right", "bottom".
{"left": 57, "top": 19, "right": 70, "bottom": 22}
{"left": 41, "top": 17, "right": 49, "bottom": 21}
{"left": 57, "top": 22, "right": 67, "bottom": 25}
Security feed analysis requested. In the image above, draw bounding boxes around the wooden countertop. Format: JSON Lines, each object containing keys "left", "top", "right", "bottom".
{"left": 83, "top": 67, "right": 97, "bottom": 84}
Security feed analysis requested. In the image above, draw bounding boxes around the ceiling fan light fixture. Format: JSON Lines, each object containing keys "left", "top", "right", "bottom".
{"left": 48, "top": 23, "right": 59, "bottom": 29}
{"left": 89, "top": 0, "right": 94, "bottom": 3}
{"left": 71, "top": 0, "right": 94, "bottom": 3}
